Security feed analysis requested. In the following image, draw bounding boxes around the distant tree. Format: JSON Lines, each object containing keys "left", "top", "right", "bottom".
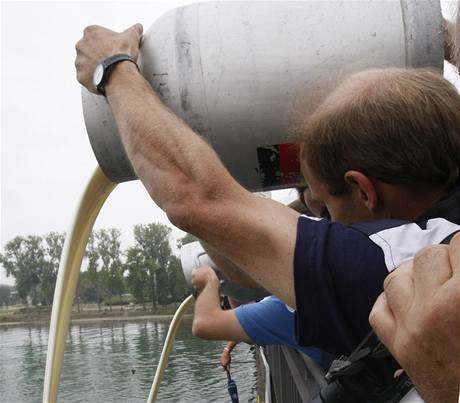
{"left": 125, "top": 245, "right": 148, "bottom": 309}
{"left": 84, "top": 233, "right": 102, "bottom": 311}
{"left": 167, "top": 255, "right": 189, "bottom": 303}
{"left": 0, "top": 232, "right": 65, "bottom": 306}
{"left": 41, "top": 231, "right": 65, "bottom": 306}
{"left": 131, "top": 223, "right": 172, "bottom": 309}
{"left": 177, "top": 233, "right": 198, "bottom": 249}
{"left": 96, "top": 228, "right": 124, "bottom": 309}
{"left": 77, "top": 271, "right": 98, "bottom": 303}
{"left": 0, "top": 285, "right": 12, "bottom": 308}
{"left": 0, "top": 235, "right": 46, "bottom": 305}
{"left": 156, "top": 260, "right": 171, "bottom": 305}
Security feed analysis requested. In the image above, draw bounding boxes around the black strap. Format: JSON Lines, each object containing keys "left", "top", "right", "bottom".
{"left": 314, "top": 330, "right": 413, "bottom": 403}
{"left": 97, "top": 54, "right": 139, "bottom": 95}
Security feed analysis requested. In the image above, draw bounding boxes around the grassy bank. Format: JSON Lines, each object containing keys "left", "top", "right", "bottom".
{"left": 0, "top": 301, "right": 195, "bottom": 326}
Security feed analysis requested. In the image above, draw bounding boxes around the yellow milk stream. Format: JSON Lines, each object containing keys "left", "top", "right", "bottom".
{"left": 43, "top": 167, "right": 116, "bottom": 403}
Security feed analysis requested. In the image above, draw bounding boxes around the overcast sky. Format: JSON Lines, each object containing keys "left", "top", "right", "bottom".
{"left": 1, "top": 1, "right": 458, "bottom": 286}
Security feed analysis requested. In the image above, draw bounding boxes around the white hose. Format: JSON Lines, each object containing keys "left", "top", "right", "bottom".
{"left": 147, "top": 294, "right": 194, "bottom": 403}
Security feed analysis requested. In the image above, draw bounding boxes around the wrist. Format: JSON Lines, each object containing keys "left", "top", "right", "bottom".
{"left": 105, "top": 61, "right": 141, "bottom": 95}
{"left": 200, "top": 274, "right": 219, "bottom": 293}
{"left": 205, "top": 270, "right": 220, "bottom": 287}
{"left": 224, "top": 347, "right": 231, "bottom": 353}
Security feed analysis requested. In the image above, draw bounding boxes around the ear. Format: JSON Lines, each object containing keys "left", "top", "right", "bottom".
{"left": 344, "top": 170, "right": 378, "bottom": 212}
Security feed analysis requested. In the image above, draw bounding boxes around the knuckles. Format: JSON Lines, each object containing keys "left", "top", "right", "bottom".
{"left": 368, "top": 305, "right": 379, "bottom": 329}
{"left": 412, "top": 244, "right": 448, "bottom": 274}
{"left": 425, "top": 287, "right": 460, "bottom": 327}
{"left": 191, "top": 271, "right": 203, "bottom": 287}
{"left": 73, "top": 24, "right": 141, "bottom": 91}
{"left": 83, "top": 25, "right": 102, "bottom": 36}
{"left": 191, "top": 266, "right": 214, "bottom": 289}
{"left": 382, "top": 269, "right": 399, "bottom": 292}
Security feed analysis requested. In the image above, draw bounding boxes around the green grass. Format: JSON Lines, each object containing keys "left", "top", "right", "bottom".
{"left": 0, "top": 312, "right": 14, "bottom": 322}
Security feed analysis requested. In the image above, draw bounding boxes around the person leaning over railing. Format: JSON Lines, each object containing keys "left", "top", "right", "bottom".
{"left": 191, "top": 266, "right": 325, "bottom": 368}
{"left": 369, "top": 9, "right": 460, "bottom": 403}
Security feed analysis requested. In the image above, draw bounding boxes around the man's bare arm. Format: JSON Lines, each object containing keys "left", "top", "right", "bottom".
{"left": 199, "top": 240, "right": 266, "bottom": 290}
{"left": 191, "top": 267, "right": 251, "bottom": 343}
{"left": 220, "top": 341, "right": 238, "bottom": 371}
{"left": 197, "top": 194, "right": 314, "bottom": 290}
{"left": 75, "top": 25, "right": 299, "bottom": 307}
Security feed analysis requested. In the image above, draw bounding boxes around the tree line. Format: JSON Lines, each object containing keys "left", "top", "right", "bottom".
{"left": 0, "top": 223, "right": 196, "bottom": 310}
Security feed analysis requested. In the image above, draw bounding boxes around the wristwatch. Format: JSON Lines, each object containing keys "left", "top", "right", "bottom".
{"left": 92, "top": 54, "right": 139, "bottom": 96}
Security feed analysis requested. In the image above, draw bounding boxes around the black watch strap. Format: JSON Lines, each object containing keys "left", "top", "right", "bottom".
{"left": 97, "top": 54, "right": 139, "bottom": 95}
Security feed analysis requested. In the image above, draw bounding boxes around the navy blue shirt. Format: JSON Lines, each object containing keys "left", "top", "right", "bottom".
{"left": 294, "top": 187, "right": 460, "bottom": 356}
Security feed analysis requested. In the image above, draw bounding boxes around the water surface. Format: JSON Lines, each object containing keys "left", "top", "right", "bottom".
{"left": 0, "top": 317, "right": 257, "bottom": 402}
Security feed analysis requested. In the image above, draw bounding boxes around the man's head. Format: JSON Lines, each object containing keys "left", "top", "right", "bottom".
{"left": 297, "top": 68, "right": 460, "bottom": 224}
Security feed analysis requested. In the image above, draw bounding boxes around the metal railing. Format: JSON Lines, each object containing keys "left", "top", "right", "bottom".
{"left": 264, "top": 345, "right": 326, "bottom": 403}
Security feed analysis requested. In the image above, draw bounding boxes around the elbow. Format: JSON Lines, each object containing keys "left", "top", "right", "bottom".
{"left": 155, "top": 177, "right": 238, "bottom": 234}
{"left": 163, "top": 178, "right": 236, "bottom": 233}
{"left": 165, "top": 202, "right": 195, "bottom": 232}
{"left": 158, "top": 185, "right": 200, "bottom": 232}
{"left": 165, "top": 194, "right": 211, "bottom": 233}
{"left": 192, "top": 313, "right": 220, "bottom": 340}
{"left": 192, "top": 318, "right": 210, "bottom": 339}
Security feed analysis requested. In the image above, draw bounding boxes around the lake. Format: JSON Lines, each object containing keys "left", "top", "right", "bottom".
{"left": 0, "top": 317, "right": 258, "bottom": 402}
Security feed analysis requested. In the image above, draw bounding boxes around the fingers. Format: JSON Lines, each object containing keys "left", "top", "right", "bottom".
{"left": 382, "top": 261, "right": 414, "bottom": 318}
{"left": 192, "top": 265, "right": 214, "bottom": 278}
{"left": 191, "top": 266, "right": 215, "bottom": 291}
{"left": 412, "top": 244, "right": 451, "bottom": 296}
{"left": 126, "top": 23, "right": 144, "bottom": 51}
{"left": 370, "top": 262, "right": 412, "bottom": 352}
{"left": 83, "top": 24, "right": 98, "bottom": 36}
{"left": 191, "top": 268, "right": 203, "bottom": 287}
{"left": 369, "top": 292, "right": 396, "bottom": 349}
{"left": 74, "top": 23, "right": 143, "bottom": 93}
{"left": 124, "top": 23, "right": 143, "bottom": 40}
{"left": 449, "top": 232, "right": 460, "bottom": 277}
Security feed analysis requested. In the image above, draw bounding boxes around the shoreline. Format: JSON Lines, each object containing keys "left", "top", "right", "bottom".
{"left": 0, "top": 302, "right": 195, "bottom": 328}
{"left": 0, "top": 313, "right": 194, "bottom": 328}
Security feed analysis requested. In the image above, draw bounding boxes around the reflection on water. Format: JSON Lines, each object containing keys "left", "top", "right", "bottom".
{"left": 0, "top": 318, "right": 257, "bottom": 402}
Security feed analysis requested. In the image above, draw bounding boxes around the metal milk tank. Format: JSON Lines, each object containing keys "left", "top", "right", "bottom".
{"left": 82, "top": 0, "right": 443, "bottom": 190}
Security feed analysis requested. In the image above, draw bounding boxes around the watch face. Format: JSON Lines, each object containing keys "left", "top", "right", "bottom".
{"left": 93, "top": 64, "right": 104, "bottom": 88}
